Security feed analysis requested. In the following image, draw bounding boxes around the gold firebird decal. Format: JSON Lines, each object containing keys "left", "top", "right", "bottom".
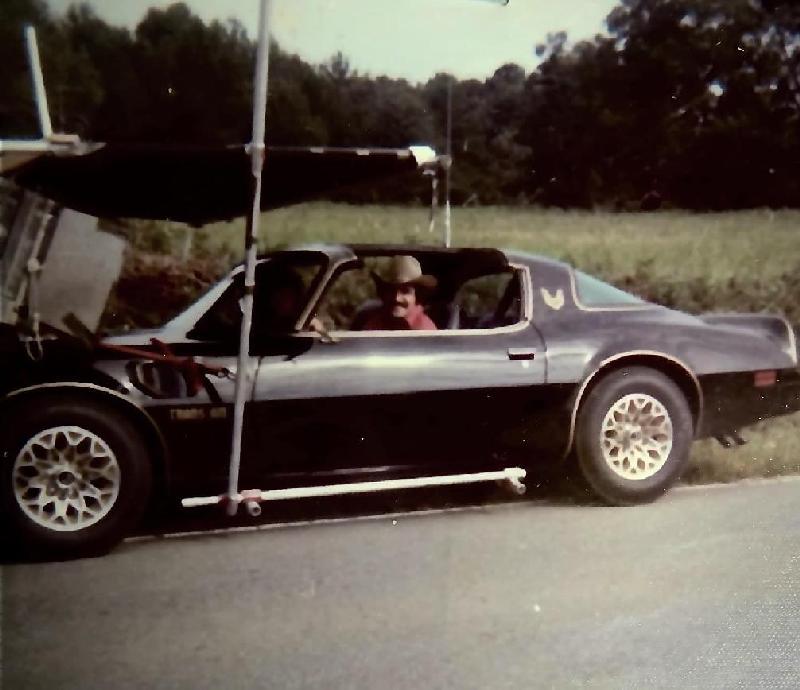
{"left": 541, "top": 287, "right": 565, "bottom": 311}
{"left": 170, "top": 406, "right": 228, "bottom": 421}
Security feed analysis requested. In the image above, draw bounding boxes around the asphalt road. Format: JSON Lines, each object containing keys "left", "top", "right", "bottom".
{"left": 3, "top": 479, "right": 800, "bottom": 690}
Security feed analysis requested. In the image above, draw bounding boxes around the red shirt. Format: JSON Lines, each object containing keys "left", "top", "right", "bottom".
{"left": 361, "top": 304, "right": 437, "bottom": 331}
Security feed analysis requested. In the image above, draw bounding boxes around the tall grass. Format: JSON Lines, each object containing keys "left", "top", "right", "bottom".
{"left": 193, "top": 204, "right": 800, "bottom": 287}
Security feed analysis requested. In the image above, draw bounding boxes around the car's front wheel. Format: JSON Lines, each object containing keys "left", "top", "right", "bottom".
{"left": 573, "top": 366, "right": 693, "bottom": 505}
{"left": 1, "top": 395, "right": 152, "bottom": 558}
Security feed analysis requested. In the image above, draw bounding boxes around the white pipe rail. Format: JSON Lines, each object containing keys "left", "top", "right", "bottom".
{"left": 183, "top": 467, "right": 526, "bottom": 509}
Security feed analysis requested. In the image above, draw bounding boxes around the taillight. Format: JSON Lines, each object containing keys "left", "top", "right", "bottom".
{"left": 754, "top": 370, "right": 777, "bottom": 387}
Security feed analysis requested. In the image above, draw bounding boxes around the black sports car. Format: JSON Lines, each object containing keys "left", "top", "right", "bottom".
{"left": 2, "top": 242, "right": 799, "bottom": 556}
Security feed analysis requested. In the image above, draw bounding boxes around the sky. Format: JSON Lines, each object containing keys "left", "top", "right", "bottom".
{"left": 45, "top": 0, "right": 619, "bottom": 82}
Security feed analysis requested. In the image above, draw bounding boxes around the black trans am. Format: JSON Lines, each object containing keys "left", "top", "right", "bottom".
{"left": 2, "top": 243, "right": 799, "bottom": 555}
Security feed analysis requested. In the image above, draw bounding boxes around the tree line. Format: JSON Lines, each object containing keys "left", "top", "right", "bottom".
{"left": 2, "top": 0, "right": 799, "bottom": 210}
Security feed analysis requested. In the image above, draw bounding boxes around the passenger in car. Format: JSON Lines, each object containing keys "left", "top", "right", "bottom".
{"left": 253, "top": 264, "right": 307, "bottom": 334}
{"left": 358, "top": 255, "right": 438, "bottom": 331}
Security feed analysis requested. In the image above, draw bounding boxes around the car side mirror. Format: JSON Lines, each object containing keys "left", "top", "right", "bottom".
{"left": 127, "top": 360, "right": 194, "bottom": 399}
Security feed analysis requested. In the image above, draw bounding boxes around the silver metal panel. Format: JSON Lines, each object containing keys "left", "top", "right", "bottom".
{"left": 37, "top": 209, "right": 125, "bottom": 332}
{"left": 0, "top": 191, "right": 56, "bottom": 323}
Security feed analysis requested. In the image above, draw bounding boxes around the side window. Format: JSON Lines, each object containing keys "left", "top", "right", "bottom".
{"left": 455, "top": 270, "right": 520, "bottom": 329}
{"left": 314, "top": 257, "right": 391, "bottom": 331}
{"left": 312, "top": 259, "right": 523, "bottom": 332}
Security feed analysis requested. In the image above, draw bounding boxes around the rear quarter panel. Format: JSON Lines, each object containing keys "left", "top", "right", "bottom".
{"left": 520, "top": 255, "right": 798, "bottom": 458}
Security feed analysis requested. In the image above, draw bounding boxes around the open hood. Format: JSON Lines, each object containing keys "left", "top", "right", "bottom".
{"left": 1, "top": 142, "right": 438, "bottom": 225}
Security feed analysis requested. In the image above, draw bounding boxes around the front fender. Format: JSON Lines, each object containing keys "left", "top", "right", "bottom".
{"left": 1, "top": 381, "right": 171, "bottom": 493}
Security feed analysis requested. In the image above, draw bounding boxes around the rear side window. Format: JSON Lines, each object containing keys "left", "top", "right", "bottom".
{"left": 574, "top": 270, "right": 644, "bottom": 307}
{"left": 455, "top": 269, "right": 521, "bottom": 328}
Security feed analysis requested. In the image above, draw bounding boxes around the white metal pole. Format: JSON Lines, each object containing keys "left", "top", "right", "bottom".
{"left": 24, "top": 26, "right": 53, "bottom": 139}
{"left": 427, "top": 173, "right": 438, "bottom": 234}
{"left": 226, "top": 0, "right": 272, "bottom": 516}
{"left": 443, "top": 75, "right": 453, "bottom": 248}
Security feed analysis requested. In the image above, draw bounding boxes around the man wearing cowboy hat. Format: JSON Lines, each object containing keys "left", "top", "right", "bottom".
{"left": 359, "top": 255, "right": 438, "bottom": 331}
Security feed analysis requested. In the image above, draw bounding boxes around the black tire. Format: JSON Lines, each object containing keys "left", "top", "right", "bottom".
{"left": 1, "top": 395, "right": 152, "bottom": 558}
{"left": 573, "top": 366, "right": 693, "bottom": 506}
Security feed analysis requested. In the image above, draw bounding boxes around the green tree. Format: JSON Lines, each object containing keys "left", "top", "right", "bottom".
{"left": 132, "top": 3, "right": 252, "bottom": 142}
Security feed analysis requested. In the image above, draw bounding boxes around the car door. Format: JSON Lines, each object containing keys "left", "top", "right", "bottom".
{"left": 246, "top": 263, "right": 546, "bottom": 484}
{"left": 148, "top": 250, "right": 332, "bottom": 494}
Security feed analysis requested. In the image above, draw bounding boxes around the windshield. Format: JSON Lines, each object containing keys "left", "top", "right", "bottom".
{"left": 189, "top": 254, "right": 327, "bottom": 340}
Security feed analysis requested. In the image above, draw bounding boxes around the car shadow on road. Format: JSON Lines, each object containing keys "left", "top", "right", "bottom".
{"left": 0, "top": 474, "right": 594, "bottom": 563}
{"left": 135, "top": 473, "right": 592, "bottom": 539}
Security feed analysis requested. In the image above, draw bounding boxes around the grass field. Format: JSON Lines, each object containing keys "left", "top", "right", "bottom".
{"left": 141, "top": 204, "right": 800, "bottom": 484}
{"left": 189, "top": 203, "right": 800, "bottom": 285}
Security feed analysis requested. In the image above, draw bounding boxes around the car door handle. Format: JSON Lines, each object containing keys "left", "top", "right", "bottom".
{"left": 507, "top": 348, "right": 537, "bottom": 361}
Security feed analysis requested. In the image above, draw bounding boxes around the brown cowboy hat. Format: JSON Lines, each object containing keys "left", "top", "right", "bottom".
{"left": 372, "top": 255, "right": 437, "bottom": 290}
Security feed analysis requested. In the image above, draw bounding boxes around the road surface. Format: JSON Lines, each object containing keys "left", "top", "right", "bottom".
{"left": 3, "top": 479, "right": 799, "bottom": 689}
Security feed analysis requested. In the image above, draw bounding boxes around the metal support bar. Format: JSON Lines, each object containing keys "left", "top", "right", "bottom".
{"left": 24, "top": 26, "right": 52, "bottom": 139}
{"left": 182, "top": 467, "right": 526, "bottom": 508}
{"left": 216, "top": 0, "right": 509, "bottom": 519}
{"left": 426, "top": 171, "right": 438, "bottom": 234}
{"left": 226, "top": 0, "right": 272, "bottom": 516}
{"left": 1, "top": 27, "right": 82, "bottom": 176}
{"left": 443, "top": 75, "right": 453, "bottom": 248}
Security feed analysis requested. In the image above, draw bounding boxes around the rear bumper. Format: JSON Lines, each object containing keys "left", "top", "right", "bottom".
{"left": 698, "top": 370, "right": 800, "bottom": 438}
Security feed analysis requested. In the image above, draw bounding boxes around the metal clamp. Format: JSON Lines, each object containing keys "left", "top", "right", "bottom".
{"left": 241, "top": 489, "right": 262, "bottom": 517}
{"left": 505, "top": 475, "right": 527, "bottom": 495}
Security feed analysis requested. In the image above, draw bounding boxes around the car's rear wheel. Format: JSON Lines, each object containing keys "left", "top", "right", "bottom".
{"left": 1, "top": 396, "right": 152, "bottom": 558}
{"left": 573, "top": 366, "right": 693, "bottom": 505}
